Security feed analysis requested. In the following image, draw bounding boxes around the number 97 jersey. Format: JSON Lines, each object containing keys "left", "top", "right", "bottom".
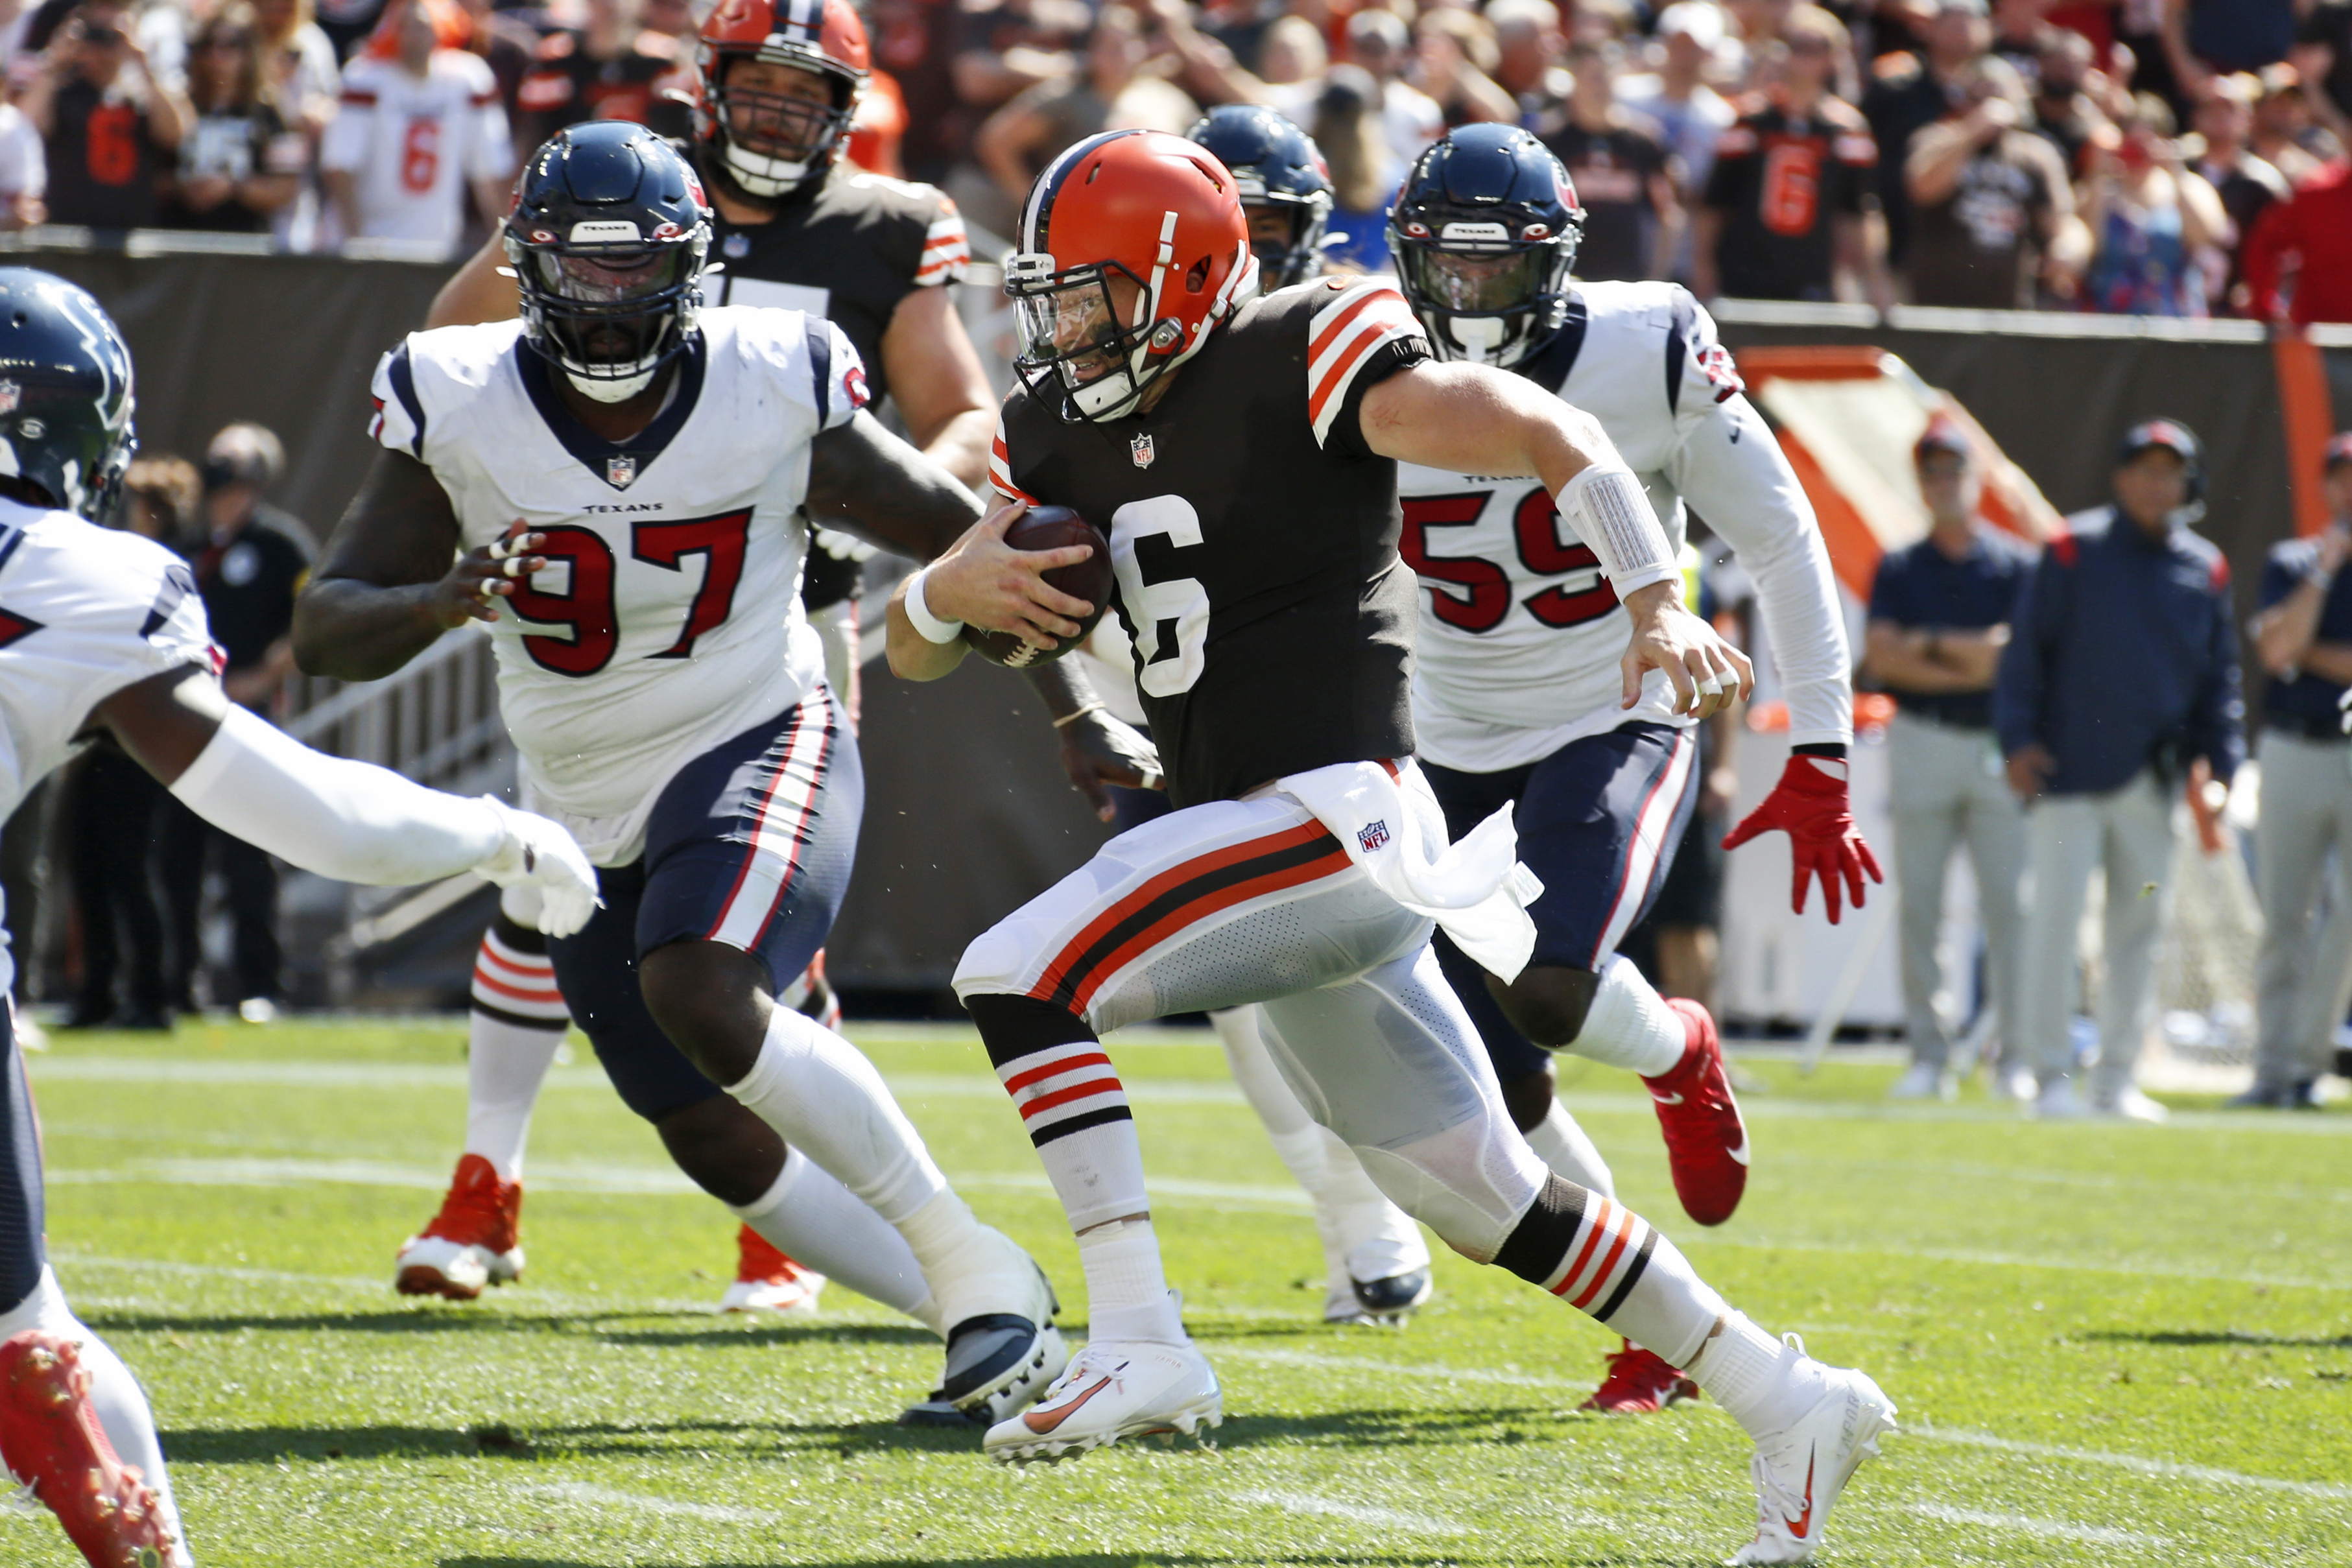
{"left": 368, "top": 307, "right": 868, "bottom": 864}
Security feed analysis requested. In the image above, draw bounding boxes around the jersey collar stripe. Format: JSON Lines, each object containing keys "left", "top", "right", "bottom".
{"left": 0, "top": 522, "right": 24, "bottom": 578}
{"left": 514, "top": 334, "right": 710, "bottom": 490}
{"left": 1525, "top": 294, "right": 1589, "bottom": 393}
{"left": 807, "top": 322, "right": 833, "bottom": 427}
{"left": 386, "top": 344, "right": 428, "bottom": 460}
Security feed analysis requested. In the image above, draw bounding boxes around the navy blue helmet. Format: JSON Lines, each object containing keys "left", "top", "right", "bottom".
{"left": 0, "top": 268, "right": 134, "bottom": 522}
{"left": 1186, "top": 104, "right": 1334, "bottom": 291}
{"left": 1388, "top": 124, "right": 1584, "bottom": 369}
{"left": 505, "top": 123, "right": 713, "bottom": 401}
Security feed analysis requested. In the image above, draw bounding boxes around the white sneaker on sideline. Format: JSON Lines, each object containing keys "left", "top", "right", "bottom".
{"left": 1886, "top": 1062, "right": 1950, "bottom": 1101}
{"left": 1728, "top": 1342, "right": 1897, "bottom": 1565}
{"left": 2032, "top": 1078, "right": 2091, "bottom": 1120}
{"left": 2100, "top": 1086, "right": 2171, "bottom": 1124}
{"left": 1997, "top": 1066, "right": 2039, "bottom": 1103}
{"left": 984, "top": 1324, "right": 1222, "bottom": 1464}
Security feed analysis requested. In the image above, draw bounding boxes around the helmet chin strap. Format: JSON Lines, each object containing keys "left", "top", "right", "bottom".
{"left": 567, "top": 365, "right": 657, "bottom": 402}
{"left": 1446, "top": 315, "right": 1508, "bottom": 364}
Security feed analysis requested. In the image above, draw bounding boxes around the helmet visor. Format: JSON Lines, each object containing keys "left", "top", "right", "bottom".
{"left": 1011, "top": 271, "right": 1135, "bottom": 387}
{"left": 525, "top": 246, "right": 695, "bottom": 375}
{"left": 1406, "top": 246, "right": 1542, "bottom": 314}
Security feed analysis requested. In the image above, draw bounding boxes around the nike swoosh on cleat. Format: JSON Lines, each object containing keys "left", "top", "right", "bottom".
{"left": 1728, "top": 1139, "right": 1751, "bottom": 1166}
{"left": 1783, "top": 1447, "right": 1816, "bottom": 1538}
{"left": 1022, "top": 1375, "right": 1113, "bottom": 1434}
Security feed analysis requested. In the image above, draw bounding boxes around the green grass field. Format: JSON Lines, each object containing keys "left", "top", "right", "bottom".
{"left": 9, "top": 1017, "right": 2349, "bottom": 1567}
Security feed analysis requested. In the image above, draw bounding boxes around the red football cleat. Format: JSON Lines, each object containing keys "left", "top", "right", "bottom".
{"left": 395, "top": 1154, "right": 525, "bottom": 1300}
{"left": 720, "top": 1226, "right": 826, "bottom": 1315}
{"left": 0, "top": 1332, "right": 184, "bottom": 1568}
{"left": 1641, "top": 998, "right": 1750, "bottom": 1226}
{"left": 1580, "top": 1340, "right": 1700, "bottom": 1414}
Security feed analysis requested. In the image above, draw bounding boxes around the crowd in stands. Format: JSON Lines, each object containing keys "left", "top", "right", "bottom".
{"left": 0, "top": 0, "right": 2338, "bottom": 316}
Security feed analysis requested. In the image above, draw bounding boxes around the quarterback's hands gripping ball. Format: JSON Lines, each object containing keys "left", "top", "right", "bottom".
{"left": 926, "top": 503, "right": 1106, "bottom": 654}
{"left": 1722, "top": 755, "right": 1884, "bottom": 924}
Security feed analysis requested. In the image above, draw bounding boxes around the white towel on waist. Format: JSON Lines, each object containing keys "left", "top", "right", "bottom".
{"left": 1275, "top": 758, "right": 1545, "bottom": 982}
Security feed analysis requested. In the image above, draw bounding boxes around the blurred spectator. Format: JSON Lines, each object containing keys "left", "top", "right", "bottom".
{"left": 1695, "top": 6, "right": 1890, "bottom": 304}
{"left": 1995, "top": 420, "right": 2243, "bottom": 1122}
{"left": 159, "top": 423, "right": 311, "bottom": 1022}
{"left": 2191, "top": 73, "right": 2288, "bottom": 314}
{"left": 1255, "top": 12, "right": 1328, "bottom": 91}
{"left": 160, "top": 4, "right": 307, "bottom": 233}
{"left": 1343, "top": 9, "right": 1444, "bottom": 169}
{"left": 1619, "top": 3, "right": 1735, "bottom": 191}
{"left": 451, "top": 0, "right": 534, "bottom": 123}
{"left": 975, "top": 6, "right": 1196, "bottom": 218}
{"left": 1905, "top": 54, "right": 2086, "bottom": 306}
{"left": 320, "top": 0, "right": 512, "bottom": 255}
{"left": 2029, "top": 26, "right": 2106, "bottom": 174}
{"left": 1862, "top": 421, "right": 2032, "bottom": 1100}
{"left": 2239, "top": 433, "right": 2352, "bottom": 1110}
{"left": 2078, "top": 92, "right": 2227, "bottom": 316}
{"left": 1543, "top": 38, "right": 1679, "bottom": 280}
{"left": 1862, "top": 0, "right": 1988, "bottom": 273}
{"left": 254, "top": 0, "right": 339, "bottom": 134}
{"left": 0, "top": 100, "right": 44, "bottom": 227}
{"left": 2242, "top": 151, "right": 2352, "bottom": 324}
{"left": 1311, "top": 64, "right": 1397, "bottom": 271}
{"left": 2298, "top": 1, "right": 2352, "bottom": 123}
{"left": 60, "top": 456, "right": 198, "bottom": 1032}
{"left": 2250, "top": 63, "right": 2339, "bottom": 184}
{"left": 23, "top": 0, "right": 190, "bottom": 230}
{"left": 514, "top": 0, "right": 689, "bottom": 148}
{"left": 1986, "top": 0, "right": 2044, "bottom": 82}
{"left": 949, "top": 0, "right": 1089, "bottom": 133}
{"left": 1485, "top": 0, "right": 1569, "bottom": 129}
{"left": 314, "top": 0, "right": 388, "bottom": 64}
{"left": 1411, "top": 8, "right": 1518, "bottom": 128}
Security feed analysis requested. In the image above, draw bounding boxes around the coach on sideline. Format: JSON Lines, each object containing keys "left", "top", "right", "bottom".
{"left": 2239, "top": 433, "right": 2352, "bottom": 1110}
{"left": 1994, "top": 420, "right": 2244, "bottom": 1123}
{"left": 1862, "top": 420, "right": 2034, "bottom": 1102}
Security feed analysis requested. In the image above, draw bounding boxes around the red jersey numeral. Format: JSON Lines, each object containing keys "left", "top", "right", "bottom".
{"left": 1513, "top": 488, "right": 1619, "bottom": 628}
{"left": 633, "top": 508, "right": 752, "bottom": 658}
{"left": 86, "top": 104, "right": 139, "bottom": 186}
{"left": 1760, "top": 139, "right": 1821, "bottom": 237}
{"left": 1400, "top": 493, "right": 1512, "bottom": 633}
{"left": 507, "top": 511, "right": 756, "bottom": 676}
{"left": 401, "top": 116, "right": 440, "bottom": 193}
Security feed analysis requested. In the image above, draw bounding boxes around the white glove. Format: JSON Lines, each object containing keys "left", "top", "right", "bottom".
{"left": 473, "top": 798, "right": 600, "bottom": 938}
{"left": 813, "top": 525, "right": 878, "bottom": 564}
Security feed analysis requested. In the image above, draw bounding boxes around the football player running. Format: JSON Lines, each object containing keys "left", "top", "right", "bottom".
{"left": 1383, "top": 128, "right": 1879, "bottom": 1408}
{"left": 0, "top": 269, "right": 600, "bottom": 1568}
{"left": 394, "top": 0, "right": 1069, "bottom": 1316}
{"left": 894, "top": 129, "right": 1894, "bottom": 1564}
{"left": 293, "top": 123, "right": 1082, "bottom": 1431}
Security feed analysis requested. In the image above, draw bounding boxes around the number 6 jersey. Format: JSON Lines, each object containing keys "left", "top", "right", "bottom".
{"left": 369, "top": 307, "right": 867, "bottom": 864}
{"left": 991, "top": 277, "right": 1431, "bottom": 809}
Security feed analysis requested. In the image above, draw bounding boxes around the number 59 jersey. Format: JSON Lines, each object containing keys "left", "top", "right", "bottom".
{"left": 370, "top": 307, "right": 868, "bottom": 864}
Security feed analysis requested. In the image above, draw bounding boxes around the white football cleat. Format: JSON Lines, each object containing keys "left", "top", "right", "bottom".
{"left": 1728, "top": 1342, "right": 1897, "bottom": 1565}
{"left": 899, "top": 1235, "right": 1069, "bottom": 1429}
{"left": 2099, "top": 1086, "right": 2170, "bottom": 1124}
{"left": 984, "top": 1326, "right": 1223, "bottom": 1464}
{"left": 2032, "top": 1076, "right": 2091, "bottom": 1121}
{"left": 719, "top": 1227, "right": 825, "bottom": 1315}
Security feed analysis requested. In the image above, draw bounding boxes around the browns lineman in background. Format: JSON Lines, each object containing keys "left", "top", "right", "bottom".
{"left": 396, "top": 0, "right": 1136, "bottom": 1316}
{"left": 0, "top": 269, "right": 602, "bottom": 1568}
{"left": 894, "top": 128, "right": 1895, "bottom": 1563}
{"left": 294, "top": 123, "right": 1090, "bottom": 1431}
{"left": 1384, "top": 127, "right": 1877, "bottom": 1408}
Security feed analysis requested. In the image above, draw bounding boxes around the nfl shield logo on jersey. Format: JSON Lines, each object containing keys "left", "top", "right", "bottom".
{"left": 606, "top": 455, "right": 638, "bottom": 490}
{"left": 1130, "top": 433, "right": 1155, "bottom": 468}
{"left": 1357, "top": 819, "right": 1390, "bottom": 853}
{"left": 0, "top": 380, "right": 20, "bottom": 415}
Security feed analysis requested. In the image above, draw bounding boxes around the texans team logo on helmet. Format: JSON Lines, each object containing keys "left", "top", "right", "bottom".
{"left": 1388, "top": 125, "right": 1586, "bottom": 371}
{"left": 0, "top": 270, "right": 136, "bottom": 523}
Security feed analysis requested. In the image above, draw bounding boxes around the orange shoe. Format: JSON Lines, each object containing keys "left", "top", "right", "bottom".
{"left": 719, "top": 1226, "right": 825, "bottom": 1315}
{"left": 1579, "top": 1339, "right": 1700, "bottom": 1414}
{"left": 781, "top": 950, "right": 843, "bottom": 1032}
{"left": 0, "top": 1332, "right": 185, "bottom": 1567}
{"left": 1641, "top": 999, "right": 1750, "bottom": 1226}
{"left": 395, "top": 1154, "right": 524, "bottom": 1300}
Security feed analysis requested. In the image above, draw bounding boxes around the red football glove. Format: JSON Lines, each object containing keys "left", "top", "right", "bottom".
{"left": 1721, "top": 755, "right": 1884, "bottom": 923}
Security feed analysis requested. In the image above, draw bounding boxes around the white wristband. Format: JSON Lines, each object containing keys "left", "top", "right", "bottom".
{"left": 1558, "top": 461, "right": 1678, "bottom": 597}
{"left": 903, "top": 562, "right": 964, "bottom": 645}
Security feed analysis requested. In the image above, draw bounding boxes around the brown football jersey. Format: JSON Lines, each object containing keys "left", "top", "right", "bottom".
{"left": 992, "top": 278, "right": 1431, "bottom": 808}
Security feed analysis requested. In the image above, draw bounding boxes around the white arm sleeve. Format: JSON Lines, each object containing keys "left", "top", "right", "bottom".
{"left": 167, "top": 705, "right": 505, "bottom": 885}
{"left": 1556, "top": 460, "right": 1680, "bottom": 600}
{"left": 1661, "top": 392, "right": 1854, "bottom": 746}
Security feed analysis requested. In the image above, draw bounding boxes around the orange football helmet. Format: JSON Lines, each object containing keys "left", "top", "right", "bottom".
{"left": 692, "top": 0, "right": 870, "bottom": 198}
{"left": 1005, "top": 128, "right": 1255, "bottom": 423}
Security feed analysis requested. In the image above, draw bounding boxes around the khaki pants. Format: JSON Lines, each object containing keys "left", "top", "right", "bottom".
{"left": 2017, "top": 769, "right": 2176, "bottom": 1095}
{"left": 2252, "top": 730, "right": 2352, "bottom": 1091}
{"left": 1886, "top": 711, "right": 2026, "bottom": 1069}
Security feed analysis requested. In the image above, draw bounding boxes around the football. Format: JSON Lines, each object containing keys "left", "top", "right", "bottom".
{"left": 960, "top": 505, "right": 1115, "bottom": 669}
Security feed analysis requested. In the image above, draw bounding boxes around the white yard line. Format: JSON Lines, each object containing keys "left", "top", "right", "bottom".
{"left": 1678, "top": 1233, "right": 2352, "bottom": 1294}
{"left": 1910, "top": 1423, "right": 2352, "bottom": 1503}
{"left": 1218, "top": 1344, "right": 1587, "bottom": 1394}
{"left": 514, "top": 1480, "right": 787, "bottom": 1526}
{"left": 1229, "top": 1488, "right": 1466, "bottom": 1534}
{"left": 1903, "top": 1501, "right": 2168, "bottom": 1548}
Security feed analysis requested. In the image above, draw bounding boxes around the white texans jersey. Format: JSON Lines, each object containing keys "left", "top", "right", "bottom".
{"left": 370, "top": 307, "right": 866, "bottom": 864}
{"left": 1399, "top": 281, "right": 1851, "bottom": 772}
{"left": 0, "top": 502, "right": 219, "bottom": 993}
